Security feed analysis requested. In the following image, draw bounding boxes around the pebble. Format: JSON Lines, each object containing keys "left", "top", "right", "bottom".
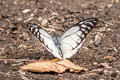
{"left": 37, "top": 17, "right": 43, "bottom": 22}
{"left": 94, "top": 32, "right": 103, "bottom": 46}
{"left": 41, "top": 19, "right": 48, "bottom": 26}
{"left": 51, "top": 12, "right": 59, "bottom": 16}
{"left": 99, "top": 63, "right": 111, "bottom": 68}
{"left": 25, "top": 17, "right": 34, "bottom": 22}
{"left": 22, "top": 9, "right": 31, "bottom": 14}
{"left": 17, "top": 17, "right": 22, "bottom": 21}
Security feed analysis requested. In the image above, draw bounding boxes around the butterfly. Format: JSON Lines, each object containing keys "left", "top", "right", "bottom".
{"left": 27, "top": 18, "right": 98, "bottom": 59}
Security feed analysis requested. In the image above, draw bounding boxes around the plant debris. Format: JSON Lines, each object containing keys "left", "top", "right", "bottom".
{"left": 20, "top": 59, "right": 87, "bottom": 73}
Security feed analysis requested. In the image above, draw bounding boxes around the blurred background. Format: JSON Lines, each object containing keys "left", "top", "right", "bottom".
{"left": 0, "top": 0, "right": 120, "bottom": 80}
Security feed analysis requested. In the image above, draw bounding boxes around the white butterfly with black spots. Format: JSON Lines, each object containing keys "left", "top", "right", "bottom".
{"left": 27, "top": 18, "right": 98, "bottom": 59}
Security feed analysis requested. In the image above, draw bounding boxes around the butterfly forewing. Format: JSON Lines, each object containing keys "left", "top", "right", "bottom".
{"left": 61, "top": 18, "right": 98, "bottom": 58}
{"left": 27, "top": 23, "right": 62, "bottom": 59}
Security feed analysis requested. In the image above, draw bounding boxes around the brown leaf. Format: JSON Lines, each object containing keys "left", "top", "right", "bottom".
{"left": 20, "top": 59, "right": 87, "bottom": 73}
{"left": 104, "top": 56, "right": 116, "bottom": 61}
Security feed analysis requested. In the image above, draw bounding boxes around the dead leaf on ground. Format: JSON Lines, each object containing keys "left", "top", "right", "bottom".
{"left": 104, "top": 56, "right": 116, "bottom": 61}
{"left": 20, "top": 59, "right": 87, "bottom": 73}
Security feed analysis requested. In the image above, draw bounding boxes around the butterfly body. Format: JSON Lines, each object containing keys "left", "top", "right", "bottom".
{"left": 53, "top": 33, "right": 61, "bottom": 48}
{"left": 53, "top": 33, "right": 63, "bottom": 59}
{"left": 27, "top": 18, "right": 98, "bottom": 59}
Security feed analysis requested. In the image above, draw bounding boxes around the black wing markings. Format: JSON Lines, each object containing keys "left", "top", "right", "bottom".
{"left": 61, "top": 18, "right": 98, "bottom": 51}
{"left": 27, "top": 23, "right": 54, "bottom": 52}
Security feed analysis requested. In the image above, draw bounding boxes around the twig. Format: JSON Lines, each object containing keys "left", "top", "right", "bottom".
{"left": 0, "top": 59, "right": 36, "bottom": 62}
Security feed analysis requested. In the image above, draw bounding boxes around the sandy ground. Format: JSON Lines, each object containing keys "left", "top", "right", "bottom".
{"left": 0, "top": 0, "right": 120, "bottom": 80}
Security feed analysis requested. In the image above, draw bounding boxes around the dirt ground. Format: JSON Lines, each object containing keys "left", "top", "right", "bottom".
{"left": 0, "top": 0, "right": 120, "bottom": 80}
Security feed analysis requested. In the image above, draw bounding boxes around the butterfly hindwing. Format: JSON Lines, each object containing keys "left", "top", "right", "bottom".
{"left": 60, "top": 18, "right": 98, "bottom": 58}
{"left": 27, "top": 23, "right": 62, "bottom": 59}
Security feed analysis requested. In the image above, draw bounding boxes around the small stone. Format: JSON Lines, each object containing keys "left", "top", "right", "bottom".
{"left": 93, "top": 62, "right": 98, "bottom": 65}
{"left": 37, "top": 17, "right": 43, "bottom": 22}
{"left": 22, "top": 9, "right": 31, "bottom": 13}
{"left": 94, "top": 32, "right": 103, "bottom": 46}
{"left": 30, "top": 13, "right": 34, "bottom": 17}
{"left": 82, "top": 47, "right": 89, "bottom": 50}
{"left": 107, "top": 28, "right": 113, "bottom": 31}
{"left": 18, "top": 44, "right": 27, "bottom": 49}
{"left": 107, "top": 4, "right": 113, "bottom": 8}
{"left": 9, "top": 24, "right": 17, "bottom": 31}
{"left": 112, "top": 0, "right": 119, "bottom": 3}
{"left": 99, "top": 63, "right": 111, "bottom": 68}
{"left": 41, "top": 19, "right": 48, "bottom": 26}
{"left": 99, "top": 27, "right": 106, "bottom": 32}
{"left": 51, "top": 12, "right": 59, "bottom": 16}
{"left": 17, "top": 17, "right": 22, "bottom": 21}
{"left": 111, "top": 72, "right": 118, "bottom": 78}
{"left": 25, "top": 17, "right": 34, "bottom": 22}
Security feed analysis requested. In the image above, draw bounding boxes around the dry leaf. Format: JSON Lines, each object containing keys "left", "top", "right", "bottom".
{"left": 20, "top": 59, "right": 87, "bottom": 73}
{"left": 104, "top": 56, "right": 116, "bottom": 61}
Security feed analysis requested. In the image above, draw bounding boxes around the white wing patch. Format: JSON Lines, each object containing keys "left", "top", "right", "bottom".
{"left": 61, "top": 26, "right": 80, "bottom": 39}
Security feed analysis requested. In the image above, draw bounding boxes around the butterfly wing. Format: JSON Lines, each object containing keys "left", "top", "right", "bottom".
{"left": 27, "top": 23, "right": 62, "bottom": 59}
{"left": 60, "top": 18, "right": 98, "bottom": 58}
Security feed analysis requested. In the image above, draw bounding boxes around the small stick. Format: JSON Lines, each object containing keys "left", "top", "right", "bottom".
{"left": 0, "top": 59, "right": 36, "bottom": 62}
